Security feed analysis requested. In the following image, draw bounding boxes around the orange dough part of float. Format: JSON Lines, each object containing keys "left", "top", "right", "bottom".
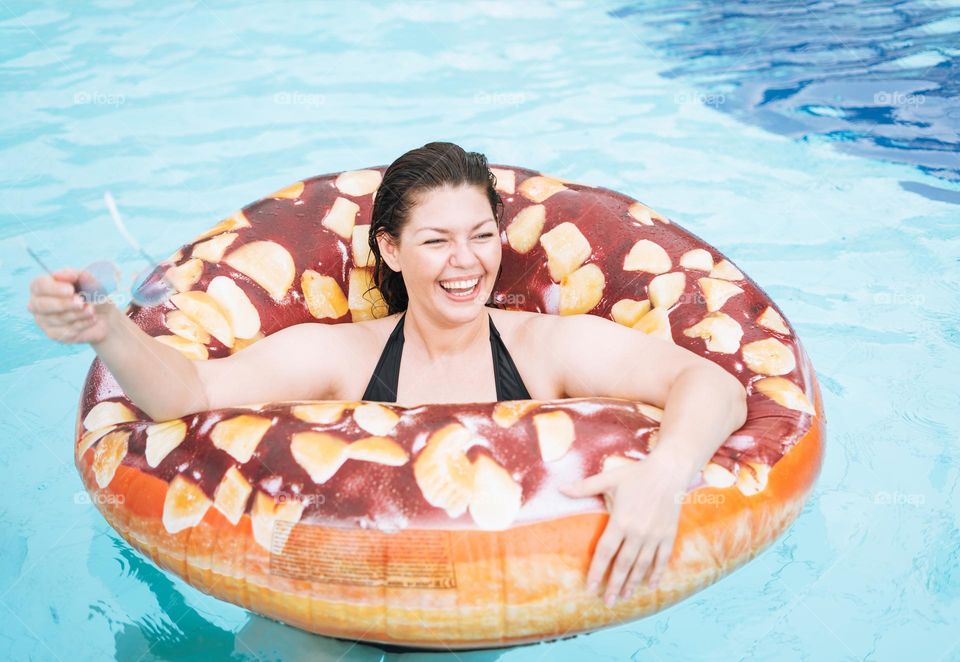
{"left": 74, "top": 165, "right": 825, "bottom": 649}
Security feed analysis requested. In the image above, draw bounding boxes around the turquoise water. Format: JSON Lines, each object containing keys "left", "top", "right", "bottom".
{"left": 1, "top": 1, "right": 958, "bottom": 660}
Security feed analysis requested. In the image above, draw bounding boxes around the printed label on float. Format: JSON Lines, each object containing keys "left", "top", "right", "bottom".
{"left": 269, "top": 521, "right": 457, "bottom": 589}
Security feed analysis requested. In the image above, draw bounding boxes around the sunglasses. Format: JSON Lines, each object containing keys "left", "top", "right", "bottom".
{"left": 23, "top": 192, "right": 177, "bottom": 308}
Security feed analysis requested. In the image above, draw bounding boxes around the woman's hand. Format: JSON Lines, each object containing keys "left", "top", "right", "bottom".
{"left": 558, "top": 456, "right": 687, "bottom": 607}
{"left": 27, "top": 268, "right": 114, "bottom": 344}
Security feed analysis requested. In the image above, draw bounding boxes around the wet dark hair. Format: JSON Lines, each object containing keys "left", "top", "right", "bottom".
{"left": 365, "top": 141, "right": 505, "bottom": 316}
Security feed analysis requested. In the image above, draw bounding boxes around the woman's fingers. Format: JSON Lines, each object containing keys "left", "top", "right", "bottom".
{"left": 27, "top": 270, "right": 111, "bottom": 345}
{"left": 648, "top": 538, "right": 674, "bottom": 588}
{"left": 621, "top": 542, "right": 659, "bottom": 599}
{"left": 586, "top": 523, "right": 624, "bottom": 592}
{"left": 31, "top": 273, "right": 77, "bottom": 297}
{"left": 43, "top": 308, "right": 94, "bottom": 327}
{"left": 29, "top": 294, "right": 85, "bottom": 315}
{"left": 604, "top": 537, "right": 643, "bottom": 605}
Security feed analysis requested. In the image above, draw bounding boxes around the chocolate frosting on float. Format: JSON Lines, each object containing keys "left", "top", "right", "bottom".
{"left": 76, "top": 165, "right": 820, "bottom": 535}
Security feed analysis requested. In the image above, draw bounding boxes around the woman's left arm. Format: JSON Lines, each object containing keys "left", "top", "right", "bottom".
{"left": 552, "top": 314, "right": 748, "bottom": 606}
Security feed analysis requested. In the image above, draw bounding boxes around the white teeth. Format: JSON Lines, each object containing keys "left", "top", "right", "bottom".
{"left": 440, "top": 277, "right": 480, "bottom": 290}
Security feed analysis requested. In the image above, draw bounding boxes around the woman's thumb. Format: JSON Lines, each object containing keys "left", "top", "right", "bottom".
{"left": 559, "top": 473, "right": 606, "bottom": 497}
{"left": 51, "top": 267, "right": 80, "bottom": 282}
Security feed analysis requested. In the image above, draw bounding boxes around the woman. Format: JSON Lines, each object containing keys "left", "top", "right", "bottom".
{"left": 27, "top": 142, "right": 747, "bottom": 608}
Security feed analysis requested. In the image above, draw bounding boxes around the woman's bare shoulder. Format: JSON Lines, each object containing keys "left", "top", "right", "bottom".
{"left": 487, "top": 307, "right": 558, "bottom": 339}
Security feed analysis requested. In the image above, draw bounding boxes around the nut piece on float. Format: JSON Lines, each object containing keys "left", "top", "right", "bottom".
{"left": 223, "top": 240, "right": 296, "bottom": 302}
{"left": 414, "top": 423, "right": 477, "bottom": 519}
{"left": 82, "top": 400, "right": 137, "bottom": 432}
{"left": 468, "top": 454, "right": 522, "bottom": 530}
{"left": 754, "top": 377, "right": 815, "bottom": 414}
{"left": 192, "top": 232, "right": 238, "bottom": 263}
{"left": 680, "top": 248, "right": 713, "bottom": 272}
{"left": 698, "top": 277, "right": 744, "bottom": 313}
{"left": 348, "top": 268, "right": 386, "bottom": 321}
{"left": 682, "top": 311, "right": 744, "bottom": 353}
{"left": 207, "top": 276, "right": 261, "bottom": 340}
{"left": 612, "top": 298, "right": 652, "bottom": 327}
{"left": 648, "top": 272, "right": 686, "bottom": 309}
{"left": 492, "top": 400, "right": 540, "bottom": 428}
{"left": 162, "top": 474, "right": 212, "bottom": 534}
{"left": 92, "top": 429, "right": 129, "bottom": 488}
{"left": 353, "top": 403, "right": 400, "bottom": 436}
{"left": 519, "top": 175, "right": 567, "bottom": 203}
{"left": 213, "top": 465, "right": 253, "bottom": 525}
{"left": 539, "top": 221, "right": 592, "bottom": 281}
{"left": 506, "top": 204, "right": 546, "bottom": 254}
{"left": 164, "top": 258, "right": 204, "bottom": 293}
{"left": 291, "top": 431, "right": 348, "bottom": 484}
{"left": 335, "top": 169, "right": 382, "bottom": 197}
{"left": 301, "top": 270, "right": 350, "bottom": 320}
{"left": 292, "top": 402, "right": 349, "bottom": 425}
{"left": 351, "top": 225, "right": 375, "bottom": 267}
{"left": 210, "top": 414, "right": 273, "bottom": 464}
{"left": 269, "top": 181, "right": 305, "bottom": 200}
{"left": 192, "top": 210, "right": 251, "bottom": 243}
{"left": 489, "top": 167, "right": 516, "bottom": 194}
{"left": 758, "top": 306, "right": 790, "bottom": 335}
{"left": 144, "top": 419, "right": 187, "bottom": 468}
{"left": 559, "top": 263, "right": 605, "bottom": 315}
{"left": 628, "top": 201, "right": 670, "bottom": 225}
{"left": 344, "top": 436, "right": 409, "bottom": 466}
{"left": 533, "top": 410, "right": 575, "bottom": 462}
{"left": 169, "top": 291, "right": 234, "bottom": 348}
{"left": 321, "top": 197, "right": 360, "bottom": 240}
{"left": 736, "top": 461, "right": 771, "bottom": 497}
{"left": 623, "top": 239, "right": 671, "bottom": 275}
{"left": 165, "top": 309, "right": 211, "bottom": 344}
{"left": 709, "top": 259, "right": 744, "bottom": 281}
{"left": 155, "top": 334, "right": 209, "bottom": 360}
{"left": 633, "top": 307, "right": 674, "bottom": 343}
{"left": 742, "top": 338, "right": 796, "bottom": 376}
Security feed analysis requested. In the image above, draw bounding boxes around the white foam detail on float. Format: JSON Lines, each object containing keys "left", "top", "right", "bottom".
{"left": 516, "top": 452, "right": 603, "bottom": 523}
{"left": 556, "top": 399, "right": 614, "bottom": 416}
{"left": 725, "top": 434, "right": 754, "bottom": 451}
{"left": 260, "top": 475, "right": 282, "bottom": 495}
{"left": 542, "top": 282, "right": 559, "bottom": 314}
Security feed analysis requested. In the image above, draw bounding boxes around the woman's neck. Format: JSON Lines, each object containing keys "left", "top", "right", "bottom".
{"left": 402, "top": 305, "right": 490, "bottom": 363}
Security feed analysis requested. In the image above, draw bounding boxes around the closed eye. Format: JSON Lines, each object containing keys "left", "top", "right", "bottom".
{"left": 425, "top": 233, "right": 495, "bottom": 245}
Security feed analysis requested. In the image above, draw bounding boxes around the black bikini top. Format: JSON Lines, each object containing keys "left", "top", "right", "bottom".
{"left": 361, "top": 311, "right": 532, "bottom": 403}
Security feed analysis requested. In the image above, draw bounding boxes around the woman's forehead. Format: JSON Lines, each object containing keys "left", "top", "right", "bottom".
{"left": 408, "top": 186, "right": 492, "bottom": 230}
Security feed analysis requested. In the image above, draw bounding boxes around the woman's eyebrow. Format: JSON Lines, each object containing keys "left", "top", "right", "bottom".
{"left": 417, "top": 218, "right": 495, "bottom": 234}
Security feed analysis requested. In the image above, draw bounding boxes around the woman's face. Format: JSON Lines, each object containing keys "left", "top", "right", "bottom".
{"left": 379, "top": 184, "right": 501, "bottom": 323}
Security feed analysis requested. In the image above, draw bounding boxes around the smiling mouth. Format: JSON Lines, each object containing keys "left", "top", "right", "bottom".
{"left": 438, "top": 276, "right": 481, "bottom": 298}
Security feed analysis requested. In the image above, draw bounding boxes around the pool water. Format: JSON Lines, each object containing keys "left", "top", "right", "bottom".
{"left": 1, "top": 2, "right": 958, "bottom": 660}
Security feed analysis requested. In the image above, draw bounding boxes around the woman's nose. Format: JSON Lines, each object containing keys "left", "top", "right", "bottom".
{"left": 449, "top": 239, "right": 480, "bottom": 267}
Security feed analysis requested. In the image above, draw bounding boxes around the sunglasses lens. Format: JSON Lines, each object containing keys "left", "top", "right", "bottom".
{"left": 78, "top": 260, "right": 119, "bottom": 303}
{"left": 131, "top": 267, "right": 176, "bottom": 306}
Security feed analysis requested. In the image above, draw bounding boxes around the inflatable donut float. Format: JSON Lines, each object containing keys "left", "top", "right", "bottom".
{"left": 74, "top": 165, "right": 825, "bottom": 649}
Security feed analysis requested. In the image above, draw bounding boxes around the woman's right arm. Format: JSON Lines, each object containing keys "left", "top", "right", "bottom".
{"left": 28, "top": 268, "right": 344, "bottom": 421}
